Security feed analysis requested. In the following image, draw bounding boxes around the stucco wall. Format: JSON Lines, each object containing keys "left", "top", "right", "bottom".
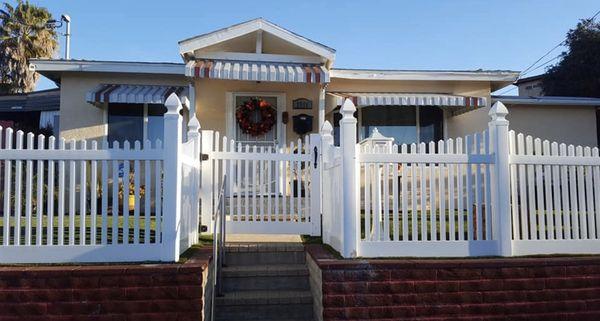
{"left": 194, "top": 78, "right": 321, "bottom": 144}
{"left": 506, "top": 104, "right": 598, "bottom": 147}
{"left": 59, "top": 72, "right": 187, "bottom": 142}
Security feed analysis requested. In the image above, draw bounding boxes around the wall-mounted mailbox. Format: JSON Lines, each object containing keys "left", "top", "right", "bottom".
{"left": 292, "top": 113, "right": 313, "bottom": 135}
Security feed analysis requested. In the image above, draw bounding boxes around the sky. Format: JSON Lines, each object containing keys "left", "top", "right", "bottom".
{"left": 25, "top": 0, "right": 600, "bottom": 94}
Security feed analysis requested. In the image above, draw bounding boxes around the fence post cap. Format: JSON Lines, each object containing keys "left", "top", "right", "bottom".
{"left": 187, "top": 114, "right": 201, "bottom": 132}
{"left": 489, "top": 101, "right": 509, "bottom": 120}
{"left": 165, "top": 93, "right": 182, "bottom": 114}
{"left": 340, "top": 98, "right": 357, "bottom": 116}
{"left": 320, "top": 120, "right": 333, "bottom": 135}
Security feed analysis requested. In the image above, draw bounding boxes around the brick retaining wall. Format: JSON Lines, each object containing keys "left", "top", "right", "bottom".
{"left": 306, "top": 245, "right": 600, "bottom": 320}
{"left": 0, "top": 248, "right": 212, "bottom": 321}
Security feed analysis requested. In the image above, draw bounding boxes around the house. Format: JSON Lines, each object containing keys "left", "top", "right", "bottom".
{"left": 493, "top": 74, "right": 600, "bottom": 147}
{"left": 0, "top": 88, "right": 60, "bottom": 135}
{"left": 30, "top": 18, "right": 529, "bottom": 150}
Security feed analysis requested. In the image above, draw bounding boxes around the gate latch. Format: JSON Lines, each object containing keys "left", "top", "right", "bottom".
{"left": 313, "top": 146, "right": 318, "bottom": 169}
{"left": 201, "top": 153, "right": 209, "bottom": 161}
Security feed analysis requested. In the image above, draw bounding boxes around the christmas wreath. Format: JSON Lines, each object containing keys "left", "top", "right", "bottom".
{"left": 235, "top": 98, "right": 277, "bottom": 137}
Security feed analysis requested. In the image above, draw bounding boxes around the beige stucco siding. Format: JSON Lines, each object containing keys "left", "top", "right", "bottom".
{"left": 506, "top": 104, "right": 598, "bottom": 147}
{"left": 59, "top": 72, "right": 187, "bottom": 142}
{"left": 194, "top": 78, "right": 321, "bottom": 144}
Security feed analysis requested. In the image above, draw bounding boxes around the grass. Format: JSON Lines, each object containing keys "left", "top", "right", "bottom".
{"left": 0, "top": 213, "right": 159, "bottom": 245}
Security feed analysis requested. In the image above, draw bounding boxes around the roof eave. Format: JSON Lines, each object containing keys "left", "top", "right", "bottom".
{"left": 330, "top": 69, "right": 520, "bottom": 83}
{"left": 30, "top": 59, "right": 186, "bottom": 80}
{"left": 492, "top": 95, "right": 600, "bottom": 106}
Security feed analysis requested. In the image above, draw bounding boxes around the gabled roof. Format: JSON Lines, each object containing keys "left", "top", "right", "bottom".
{"left": 514, "top": 74, "right": 543, "bottom": 85}
{"left": 178, "top": 18, "right": 336, "bottom": 62}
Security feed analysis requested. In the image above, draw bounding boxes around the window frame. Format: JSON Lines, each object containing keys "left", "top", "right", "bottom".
{"left": 104, "top": 103, "right": 160, "bottom": 144}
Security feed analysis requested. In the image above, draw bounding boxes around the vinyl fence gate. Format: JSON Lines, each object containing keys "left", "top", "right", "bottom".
{"left": 200, "top": 130, "right": 321, "bottom": 236}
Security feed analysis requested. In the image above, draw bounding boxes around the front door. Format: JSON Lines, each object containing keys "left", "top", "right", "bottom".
{"left": 228, "top": 93, "right": 285, "bottom": 196}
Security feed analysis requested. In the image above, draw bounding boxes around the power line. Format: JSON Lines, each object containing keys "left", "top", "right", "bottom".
{"left": 518, "top": 8, "right": 600, "bottom": 77}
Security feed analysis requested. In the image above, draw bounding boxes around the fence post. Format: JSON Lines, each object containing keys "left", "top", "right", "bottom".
{"left": 488, "top": 101, "right": 512, "bottom": 256}
{"left": 309, "top": 132, "right": 322, "bottom": 236}
{"left": 161, "top": 93, "right": 183, "bottom": 261}
{"left": 320, "top": 121, "right": 334, "bottom": 245}
{"left": 187, "top": 115, "right": 201, "bottom": 246}
{"left": 340, "top": 99, "right": 358, "bottom": 258}
{"left": 200, "top": 130, "right": 214, "bottom": 233}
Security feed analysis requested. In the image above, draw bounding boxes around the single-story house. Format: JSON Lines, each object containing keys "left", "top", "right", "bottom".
{"left": 0, "top": 88, "right": 60, "bottom": 135}
{"left": 29, "top": 18, "right": 599, "bottom": 148}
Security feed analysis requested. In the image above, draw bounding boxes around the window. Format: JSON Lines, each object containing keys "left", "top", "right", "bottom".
{"left": 107, "top": 103, "right": 144, "bottom": 145}
{"left": 107, "top": 103, "right": 175, "bottom": 147}
{"left": 419, "top": 106, "right": 444, "bottom": 144}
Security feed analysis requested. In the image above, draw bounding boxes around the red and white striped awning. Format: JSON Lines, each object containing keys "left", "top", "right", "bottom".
{"left": 185, "top": 60, "right": 329, "bottom": 84}
{"left": 86, "top": 84, "right": 188, "bottom": 105}
{"left": 328, "top": 92, "right": 487, "bottom": 108}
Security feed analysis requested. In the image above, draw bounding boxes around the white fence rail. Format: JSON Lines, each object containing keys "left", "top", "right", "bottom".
{"left": 325, "top": 99, "right": 600, "bottom": 258}
{"left": 0, "top": 93, "right": 201, "bottom": 263}
{"left": 201, "top": 131, "right": 321, "bottom": 236}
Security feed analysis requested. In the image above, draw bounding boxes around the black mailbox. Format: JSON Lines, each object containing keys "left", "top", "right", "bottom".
{"left": 292, "top": 114, "right": 313, "bottom": 135}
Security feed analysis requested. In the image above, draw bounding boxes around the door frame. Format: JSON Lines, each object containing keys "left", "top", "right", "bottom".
{"left": 225, "top": 92, "right": 286, "bottom": 148}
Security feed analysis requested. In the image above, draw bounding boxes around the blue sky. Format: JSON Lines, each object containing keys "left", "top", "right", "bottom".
{"left": 28, "top": 0, "right": 599, "bottom": 93}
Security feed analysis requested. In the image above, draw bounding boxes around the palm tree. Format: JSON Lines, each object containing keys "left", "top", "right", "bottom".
{"left": 0, "top": 0, "right": 57, "bottom": 94}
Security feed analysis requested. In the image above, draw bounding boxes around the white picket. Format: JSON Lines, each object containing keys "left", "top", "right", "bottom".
{"left": 80, "top": 140, "right": 87, "bottom": 245}
{"left": 25, "top": 133, "right": 34, "bottom": 245}
{"left": 438, "top": 140, "right": 448, "bottom": 241}
{"left": 90, "top": 141, "right": 98, "bottom": 245}
{"left": 101, "top": 140, "right": 109, "bottom": 244}
{"left": 593, "top": 148, "right": 600, "bottom": 239}
{"left": 560, "top": 143, "right": 571, "bottom": 239}
{"left": 57, "top": 138, "right": 66, "bottom": 246}
{"left": 154, "top": 140, "right": 162, "bottom": 242}
{"left": 419, "top": 142, "right": 427, "bottom": 241}
{"left": 144, "top": 140, "right": 151, "bottom": 243}
{"left": 68, "top": 140, "right": 76, "bottom": 245}
{"left": 456, "top": 138, "right": 464, "bottom": 241}
{"left": 34, "top": 134, "right": 43, "bottom": 245}
{"left": 542, "top": 140, "right": 554, "bottom": 240}
{"left": 584, "top": 147, "right": 595, "bottom": 239}
{"left": 465, "top": 135, "right": 474, "bottom": 240}
{"left": 483, "top": 131, "right": 492, "bottom": 240}
{"left": 534, "top": 138, "right": 546, "bottom": 240}
{"left": 133, "top": 141, "right": 141, "bottom": 244}
{"left": 392, "top": 144, "right": 399, "bottom": 241}
{"left": 410, "top": 143, "right": 418, "bottom": 240}
{"left": 551, "top": 142, "right": 563, "bottom": 240}
{"left": 576, "top": 146, "right": 587, "bottom": 239}
{"left": 517, "top": 134, "right": 529, "bottom": 239}
{"left": 474, "top": 133, "right": 483, "bottom": 241}
{"left": 568, "top": 145, "right": 579, "bottom": 239}
{"left": 111, "top": 142, "right": 120, "bottom": 244}
{"left": 47, "top": 136, "right": 56, "bottom": 245}
{"left": 14, "top": 131, "right": 23, "bottom": 245}
{"left": 447, "top": 139, "right": 455, "bottom": 241}
{"left": 428, "top": 142, "right": 437, "bottom": 241}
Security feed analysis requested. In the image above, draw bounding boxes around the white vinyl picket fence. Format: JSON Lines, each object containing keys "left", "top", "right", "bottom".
{"left": 324, "top": 98, "right": 600, "bottom": 258}
{"left": 0, "top": 93, "right": 201, "bottom": 263}
{"left": 509, "top": 132, "right": 600, "bottom": 255}
{"left": 200, "top": 131, "right": 321, "bottom": 236}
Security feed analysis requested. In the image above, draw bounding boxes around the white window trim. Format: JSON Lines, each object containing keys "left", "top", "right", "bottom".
{"left": 226, "top": 92, "right": 286, "bottom": 147}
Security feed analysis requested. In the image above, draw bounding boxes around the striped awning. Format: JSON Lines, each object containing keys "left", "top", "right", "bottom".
{"left": 328, "top": 92, "right": 487, "bottom": 108}
{"left": 86, "top": 84, "right": 188, "bottom": 105}
{"left": 185, "top": 60, "right": 329, "bottom": 84}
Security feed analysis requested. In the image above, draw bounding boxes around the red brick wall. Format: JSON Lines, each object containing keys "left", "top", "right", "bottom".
{"left": 0, "top": 248, "right": 211, "bottom": 321}
{"left": 307, "top": 245, "right": 600, "bottom": 320}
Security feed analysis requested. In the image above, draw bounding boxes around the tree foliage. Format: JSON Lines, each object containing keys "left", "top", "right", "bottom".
{"left": 542, "top": 19, "right": 600, "bottom": 97}
{"left": 0, "top": 0, "right": 57, "bottom": 94}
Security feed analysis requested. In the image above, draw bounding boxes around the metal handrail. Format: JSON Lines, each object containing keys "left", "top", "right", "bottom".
{"left": 212, "top": 174, "right": 227, "bottom": 298}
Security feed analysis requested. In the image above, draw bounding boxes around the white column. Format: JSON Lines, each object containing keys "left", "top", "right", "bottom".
{"left": 309, "top": 132, "right": 322, "bottom": 236}
{"left": 200, "top": 130, "right": 215, "bottom": 233}
{"left": 161, "top": 93, "right": 183, "bottom": 261}
{"left": 188, "top": 82, "right": 196, "bottom": 115}
{"left": 340, "top": 99, "right": 358, "bottom": 258}
{"left": 318, "top": 85, "right": 326, "bottom": 130}
{"left": 488, "top": 101, "right": 512, "bottom": 256}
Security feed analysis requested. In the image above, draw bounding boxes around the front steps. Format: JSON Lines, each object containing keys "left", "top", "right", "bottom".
{"left": 214, "top": 243, "right": 314, "bottom": 321}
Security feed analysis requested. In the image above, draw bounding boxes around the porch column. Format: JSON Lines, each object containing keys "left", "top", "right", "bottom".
{"left": 188, "top": 82, "right": 196, "bottom": 115}
{"left": 318, "top": 85, "right": 326, "bottom": 129}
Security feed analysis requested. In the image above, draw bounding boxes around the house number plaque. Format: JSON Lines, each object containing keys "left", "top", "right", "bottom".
{"left": 292, "top": 98, "right": 312, "bottom": 110}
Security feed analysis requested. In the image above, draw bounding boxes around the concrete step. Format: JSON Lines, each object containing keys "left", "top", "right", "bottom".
{"left": 215, "top": 290, "right": 313, "bottom": 321}
{"left": 222, "top": 264, "right": 309, "bottom": 291}
{"left": 224, "top": 243, "right": 306, "bottom": 266}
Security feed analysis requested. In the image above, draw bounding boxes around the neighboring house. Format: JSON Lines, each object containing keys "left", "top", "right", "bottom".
{"left": 0, "top": 88, "right": 60, "bottom": 135}
{"left": 493, "top": 74, "right": 600, "bottom": 147}
{"left": 28, "top": 18, "right": 595, "bottom": 149}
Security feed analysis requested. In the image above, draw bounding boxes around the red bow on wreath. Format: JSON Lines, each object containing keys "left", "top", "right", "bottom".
{"left": 236, "top": 98, "right": 276, "bottom": 137}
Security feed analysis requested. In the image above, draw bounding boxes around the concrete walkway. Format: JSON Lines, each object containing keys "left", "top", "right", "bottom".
{"left": 225, "top": 234, "right": 302, "bottom": 243}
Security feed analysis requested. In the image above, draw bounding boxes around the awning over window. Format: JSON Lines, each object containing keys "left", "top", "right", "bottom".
{"left": 86, "top": 84, "right": 188, "bottom": 105}
{"left": 185, "top": 60, "right": 329, "bottom": 84}
{"left": 328, "top": 92, "right": 487, "bottom": 108}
